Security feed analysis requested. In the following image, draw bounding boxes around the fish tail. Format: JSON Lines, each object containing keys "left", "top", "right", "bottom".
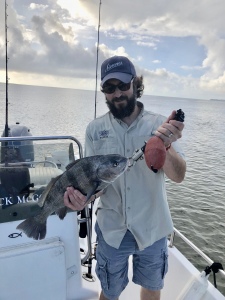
{"left": 16, "top": 217, "right": 47, "bottom": 240}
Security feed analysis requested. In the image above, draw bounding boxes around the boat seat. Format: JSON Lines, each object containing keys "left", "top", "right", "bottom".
{"left": 28, "top": 166, "right": 63, "bottom": 187}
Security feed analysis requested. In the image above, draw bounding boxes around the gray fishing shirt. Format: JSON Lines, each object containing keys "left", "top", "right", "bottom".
{"left": 85, "top": 102, "right": 185, "bottom": 250}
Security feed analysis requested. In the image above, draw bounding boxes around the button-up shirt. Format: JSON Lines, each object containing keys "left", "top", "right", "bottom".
{"left": 85, "top": 102, "right": 185, "bottom": 250}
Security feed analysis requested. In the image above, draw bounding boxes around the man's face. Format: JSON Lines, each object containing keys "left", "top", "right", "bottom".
{"left": 103, "top": 79, "right": 136, "bottom": 119}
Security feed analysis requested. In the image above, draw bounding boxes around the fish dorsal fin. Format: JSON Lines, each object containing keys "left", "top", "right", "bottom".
{"left": 66, "top": 159, "right": 81, "bottom": 170}
{"left": 69, "top": 143, "right": 75, "bottom": 163}
{"left": 38, "top": 174, "right": 62, "bottom": 207}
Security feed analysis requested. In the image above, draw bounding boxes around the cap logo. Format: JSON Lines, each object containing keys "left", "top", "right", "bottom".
{"left": 105, "top": 61, "right": 123, "bottom": 73}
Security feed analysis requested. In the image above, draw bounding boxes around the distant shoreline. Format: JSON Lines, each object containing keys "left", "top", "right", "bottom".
{"left": 210, "top": 98, "right": 225, "bottom": 101}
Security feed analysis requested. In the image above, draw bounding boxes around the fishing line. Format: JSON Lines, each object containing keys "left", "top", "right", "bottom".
{"left": 94, "top": 0, "right": 102, "bottom": 119}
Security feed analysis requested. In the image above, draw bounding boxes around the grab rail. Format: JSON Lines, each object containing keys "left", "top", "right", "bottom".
{"left": 0, "top": 160, "right": 58, "bottom": 168}
{"left": 169, "top": 227, "right": 225, "bottom": 278}
{"left": 0, "top": 135, "right": 94, "bottom": 265}
{"left": 78, "top": 206, "right": 93, "bottom": 264}
{"left": 0, "top": 135, "right": 83, "bottom": 158}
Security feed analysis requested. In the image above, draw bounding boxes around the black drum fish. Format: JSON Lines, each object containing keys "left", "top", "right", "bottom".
{"left": 17, "top": 154, "right": 128, "bottom": 240}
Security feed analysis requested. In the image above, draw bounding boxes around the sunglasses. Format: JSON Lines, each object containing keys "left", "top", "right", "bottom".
{"left": 101, "top": 79, "right": 134, "bottom": 94}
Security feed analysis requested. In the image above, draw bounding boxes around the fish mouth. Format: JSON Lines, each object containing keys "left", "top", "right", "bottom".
{"left": 124, "top": 158, "right": 129, "bottom": 171}
{"left": 110, "top": 158, "right": 129, "bottom": 182}
{"left": 113, "top": 157, "right": 129, "bottom": 177}
{"left": 127, "top": 158, "right": 133, "bottom": 168}
{"left": 121, "top": 158, "right": 129, "bottom": 173}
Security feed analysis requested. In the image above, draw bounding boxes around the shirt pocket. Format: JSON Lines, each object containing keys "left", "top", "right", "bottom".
{"left": 93, "top": 137, "right": 119, "bottom": 155}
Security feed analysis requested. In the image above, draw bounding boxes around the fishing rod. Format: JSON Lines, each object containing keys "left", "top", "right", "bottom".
{"left": 94, "top": 0, "right": 102, "bottom": 119}
{"left": 82, "top": 0, "right": 102, "bottom": 281}
{"left": 4, "top": 0, "right": 9, "bottom": 138}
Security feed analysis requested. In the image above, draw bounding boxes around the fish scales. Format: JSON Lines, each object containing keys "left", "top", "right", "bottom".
{"left": 66, "top": 159, "right": 96, "bottom": 193}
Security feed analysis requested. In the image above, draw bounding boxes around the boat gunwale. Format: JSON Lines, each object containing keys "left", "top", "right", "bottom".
{"left": 169, "top": 228, "right": 225, "bottom": 278}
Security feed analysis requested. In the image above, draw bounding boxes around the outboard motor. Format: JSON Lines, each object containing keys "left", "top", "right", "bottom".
{"left": 1, "top": 123, "right": 34, "bottom": 163}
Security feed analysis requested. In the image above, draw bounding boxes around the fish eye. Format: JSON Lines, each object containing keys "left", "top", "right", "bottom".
{"left": 113, "top": 162, "right": 119, "bottom": 167}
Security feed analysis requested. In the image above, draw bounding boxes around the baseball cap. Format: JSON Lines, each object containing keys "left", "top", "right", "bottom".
{"left": 101, "top": 56, "right": 136, "bottom": 86}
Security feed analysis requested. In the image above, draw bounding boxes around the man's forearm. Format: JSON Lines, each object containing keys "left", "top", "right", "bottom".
{"left": 163, "top": 146, "right": 186, "bottom": 183}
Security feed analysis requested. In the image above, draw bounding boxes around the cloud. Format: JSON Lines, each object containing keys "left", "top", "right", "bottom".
{"left": 136, "top": 41, "right": 157, "bottom": 49}
{"left": 29, "top": 3, "right": 48, "bottom": 11}
{"left": 0, "top": 0, "right": 224, "bottom": 99}
{"left": 141, "top": 67, "right": 202, "bottom": 98}
{"left": 181, "top": 65, "right": 204, "bottom": 71}
{"left": 200, "top": 72, "right": 225, "bottom": 93}
{"left": 201, "top": 34, "right": 225, "bottom": 77}
{"left": 0, "top": 1, "right": 96, "bottom": 78}
{"left": 152, "top": 60, "right": 161, "bottom": 64}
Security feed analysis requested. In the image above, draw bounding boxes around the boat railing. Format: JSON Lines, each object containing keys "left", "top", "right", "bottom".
{"left": 0, "top": 135, "right": 93, "bottom": 265}
{"left": 0, "top": 135, "right": 83, "bottom": 158}
{"left": 0, "top": 160, "right": 59, "bottom": 168}
{"left": 78, "top": 205, "right": 93, "bottom": 264}
{"left": 169, "top": 227, "right": 225, "bottom": 278}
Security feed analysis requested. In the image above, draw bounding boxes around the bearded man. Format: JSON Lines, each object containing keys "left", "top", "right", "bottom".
{"left": 64, "top": 56, "right": 186, "bottom": 300}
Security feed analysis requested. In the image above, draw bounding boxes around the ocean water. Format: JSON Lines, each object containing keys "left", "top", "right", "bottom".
{"left": 0, "top": 82, "right": 225, "bottom": 294}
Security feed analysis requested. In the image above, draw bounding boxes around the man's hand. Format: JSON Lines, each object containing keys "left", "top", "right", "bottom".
{"left": 154, "top": 110, "right": 184, "bottom": 147}
{"left": 64, "top": 187, "right": 87, "bottom": 211}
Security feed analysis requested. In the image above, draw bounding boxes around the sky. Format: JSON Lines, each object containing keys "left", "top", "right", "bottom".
{"left": 0, "top": 0, "right": 225, "bottom": 100}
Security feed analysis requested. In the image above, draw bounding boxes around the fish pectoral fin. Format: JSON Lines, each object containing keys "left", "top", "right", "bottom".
{"left": 38, "top": 175, "right": 62, "bottom": 207}
{"left": 56, "top": 207, "right": 68, "bottom": 220}
{"left": 85, "top": 182, "right": 100, "bottom": 204}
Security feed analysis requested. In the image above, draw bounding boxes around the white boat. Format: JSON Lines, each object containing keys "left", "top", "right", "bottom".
{"left": 0, "top": 131, "right": 224, "bottom": 300}
{"left": 1, "top": 1, "right": 224, "bottom": 299}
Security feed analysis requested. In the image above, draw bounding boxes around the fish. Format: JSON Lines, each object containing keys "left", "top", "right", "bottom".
{"left": 16, "top": 154, "right": 128, "bottom": 240}
{"left": 8, "top": 232, "right": 23, "bottom": 238}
